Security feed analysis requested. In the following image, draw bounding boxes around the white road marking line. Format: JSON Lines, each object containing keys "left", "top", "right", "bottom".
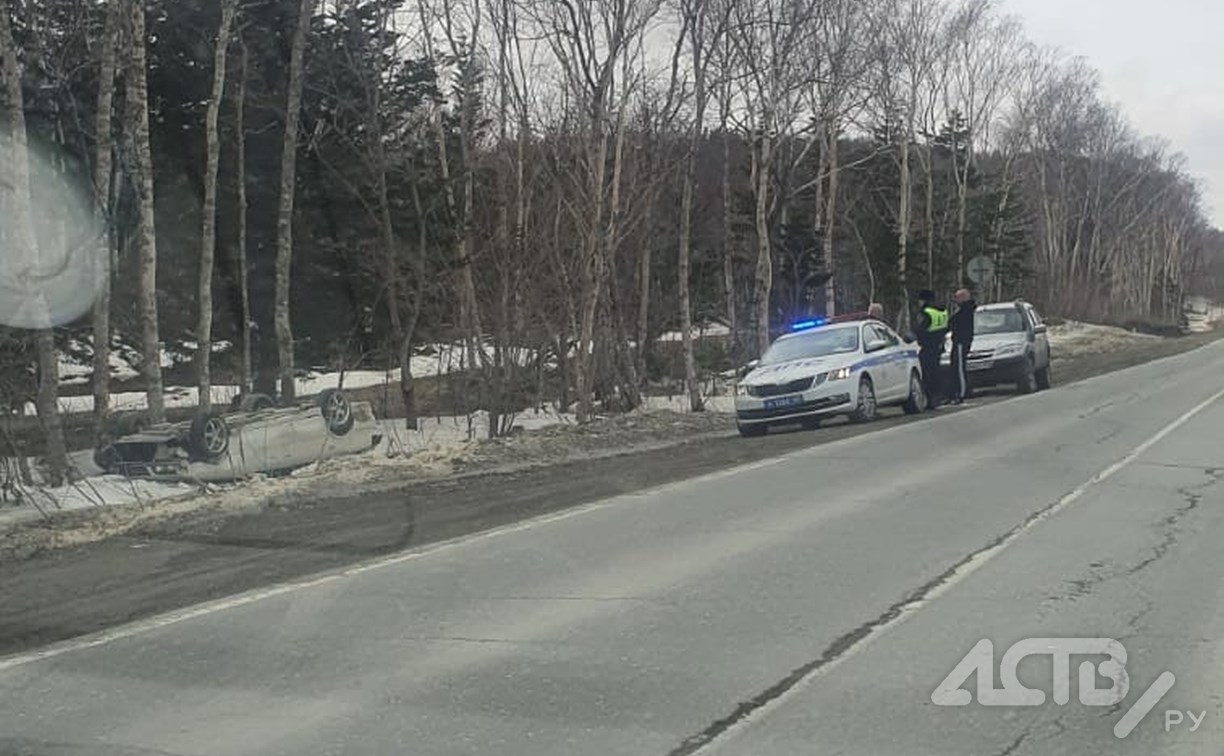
{"left": 693, "top": 383, "right": 1224, "bottom": 755}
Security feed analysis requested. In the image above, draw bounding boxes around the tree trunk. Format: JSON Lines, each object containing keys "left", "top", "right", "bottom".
{"left": 196, "top": 0, "right": 237, "bottom": 410}
{"left": 0, "top": 5, "right": 70, "bottom": 483}
{"left": 91, "top": 0, "right": 120, "bottom": 436}
{"left": 636, "top": 210, "right": 652, "bottom": 383}
{"left": 575, "top": 137, "right": 609, "bottom": 422}
{"left": 35, "top": 330, "right": 69, "bottom": 484}
{"left": 722, "top": 130, "right": 737, "bottom": 358}
{"left": 125, "top": 0, "right": 165, "bottom": 422}
{"left": 275, "top": 0, "right": 316, "bottom": 402}
{"left": 432, "top": 107, "right": 483, "bottom": 372}
{"left": 752, "top": 130, "right": 773, "bottom": 356}
{"left": 678, "top": 130, "right": 703, "bottom": 412}
{"left": 897, "top": 135, "right": 911, "bottom": 334}
{"left": 234, "top": 41, "right": 253, "bottom": 392}
{"left": 823, "top": 125, "right": 839, "bottom": 316}
{"left": 924, "top": 146, "right": 935, "bottom": 288}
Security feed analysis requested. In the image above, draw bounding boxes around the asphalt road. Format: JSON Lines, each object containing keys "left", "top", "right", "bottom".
{"left": 2, "top": 339, "right": 1224, "bottom": 755}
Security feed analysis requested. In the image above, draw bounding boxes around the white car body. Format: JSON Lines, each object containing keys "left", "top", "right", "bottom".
{"left": 98, "top": 393, "right": 383, "bottom": 483}
{"left": 940, "top": 300, "right": 1051, "bottom": 393}
{"left": 734, "top": 319, "right": 925, "bottom": 435}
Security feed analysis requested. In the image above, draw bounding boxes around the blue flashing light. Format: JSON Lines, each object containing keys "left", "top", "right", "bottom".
{"left": 790, "top": 318, "right": 825, "bottom": 331}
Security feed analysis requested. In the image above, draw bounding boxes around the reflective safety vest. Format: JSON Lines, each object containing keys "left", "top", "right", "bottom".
{"left": 923, "top": 306, "right": 948, "bottom": 332}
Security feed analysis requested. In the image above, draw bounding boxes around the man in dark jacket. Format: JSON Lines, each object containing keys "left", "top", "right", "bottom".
{"left": 948, "top": 288, "right": 977, "bottom": 404}
{"left": 914, "top": 290, "right": 949, "bottom": 408}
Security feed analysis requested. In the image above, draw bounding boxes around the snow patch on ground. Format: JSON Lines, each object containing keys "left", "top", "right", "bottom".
{"left": 1046, "top": 321, "right": 1159, "bottom": 359}
{"left": 656, "top": 322, "right": 731, "bottom": 342}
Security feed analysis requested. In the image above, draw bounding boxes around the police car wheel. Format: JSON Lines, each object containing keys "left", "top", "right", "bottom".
{"left": 851, "top": 376, "right": 878, "bottom": 423}
{"left": 902, "top": 370, "right": 926, "bottom": 415}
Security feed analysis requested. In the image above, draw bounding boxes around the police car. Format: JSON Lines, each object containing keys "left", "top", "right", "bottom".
{"left": 734, "top": 317, "right": 927, "bottom": 437}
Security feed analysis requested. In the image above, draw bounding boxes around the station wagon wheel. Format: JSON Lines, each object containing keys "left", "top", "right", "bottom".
{"left": 318, "top": 388, "right": 355, "bottom": 436}
{"left": 189, "top": 412, "right": 230, "bottom": 461}
{"left": 1035, "top": 364, "right": 1052, "bottom": 391}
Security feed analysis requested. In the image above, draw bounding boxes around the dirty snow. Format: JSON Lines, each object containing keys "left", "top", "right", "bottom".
{"left": 0, "top": 475, "right": 196, "bottom": 530}
{"left": 656, "top": 322, "right": 732, "bottom": 342}
{"left": 1045, "top": 321, "right": 1159, "bottom": 359}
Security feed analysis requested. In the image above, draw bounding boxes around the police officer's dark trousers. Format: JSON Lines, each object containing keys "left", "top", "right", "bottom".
{"left": 919, "top": 343, "right": 943, "bottom": 406}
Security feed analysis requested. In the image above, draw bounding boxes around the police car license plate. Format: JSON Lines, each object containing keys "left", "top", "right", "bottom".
{"left": 764, "top": 395, "right": 804, "bottom": 411}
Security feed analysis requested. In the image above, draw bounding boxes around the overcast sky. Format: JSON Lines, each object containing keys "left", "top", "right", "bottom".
{"left": 1004, "top": 0, "right": 1224, "bottom": 225}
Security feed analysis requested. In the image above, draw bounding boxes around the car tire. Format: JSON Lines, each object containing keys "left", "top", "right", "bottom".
{"left": 188, "top": 411, "right": 230, "bottom": 461}
{"left": 1035, "top": 364, "right": 1051, "bottom": 390}
{"left": 902, "top": 370, "right": 927, "bottom": 415}
{"left": 318, "top": 388, "right": 355, "bottom": 436}
{"left": 93, "top": 442, "right": 120, "bottom": 473}
{"left": 851, "top": 376, "right": 878, "bottom": 423}
{"left": 1017, "top": 360, "right": 1038, "bottom": 394}
{"left": 238, "top": 392, "right": 276, "bottom": 412}
{"left": 737, "top": 422, "right": 768, "bottom": 438}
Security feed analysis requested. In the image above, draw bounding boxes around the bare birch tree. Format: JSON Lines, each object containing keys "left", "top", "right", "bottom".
{"left": 275, "top": 0, "right": 318, "bottom": 402}
{"left": 675, "top": 0, "right": 728, "bottom": 410}
{"left": 233, "top": 38, "right": 253, "bottom": 392}
{"left": 91, "top": 0, "right": 120, "bottom": 433}
{"left": 196, "top": 0, "right": 238, "bottom": 410}
{"left": 530, "top": 0, "right": 663, "bottom": 421}
{"left": 124, "top": 0, "right": 165, "bottom": 421}
{"left": 0, "top": 0, "right": 69, "bottom": 484}
{"left": 726, "top": 0, "right": 815, "bottom": 355}
{"left": 943, "top": 0, "right": 1022, "bottom": 283}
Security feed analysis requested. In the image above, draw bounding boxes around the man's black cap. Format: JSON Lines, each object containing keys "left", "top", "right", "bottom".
{"left": 917, "top": 289, "right": 936, "bottom": 301}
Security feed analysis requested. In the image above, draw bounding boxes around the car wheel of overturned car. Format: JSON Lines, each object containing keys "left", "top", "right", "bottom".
{"left": 188, "top": 411, "right": 230, "bottom": 461}
{"left": 902, "top": 370, "right": 927, "bottom": 415}
{"left": 737, "top": 422, "right": 768, "bottom": 438}
{"left": 238, "top": 392, "right": 276, "bottom": 412}
{"left": 851, "top": 376, "right": 878, "bottom": 423}
{"left": 92, "top": 441, "right": 120, "bottom": 473}
{"left": 1035, "top": 364, "right": 1051, "bottom": 391}
{"left": 318, "top": 388, "right": 355, "bottom": 436}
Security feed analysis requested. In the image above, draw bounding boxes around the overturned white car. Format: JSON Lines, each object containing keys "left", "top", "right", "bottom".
{"left": 94, "top": 389, "right": 382, "bottom": 483}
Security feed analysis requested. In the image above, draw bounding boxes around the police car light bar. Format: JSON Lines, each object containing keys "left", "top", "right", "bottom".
{"left": 790, "top": 319, "right": 825, "bottom": 331}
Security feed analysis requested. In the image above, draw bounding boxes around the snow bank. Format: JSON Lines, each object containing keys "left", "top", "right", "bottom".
{"left": 0, "top": 475, "right": 196, "bottom": 530}
{"left": 656, "top": 322, "right": 731, "bottom": 343}
{"left": 639, "top": 394, "right": 735, "bottom": 414}
{"left": 1046, "top": 321, "right": 1159, "bottom": 360}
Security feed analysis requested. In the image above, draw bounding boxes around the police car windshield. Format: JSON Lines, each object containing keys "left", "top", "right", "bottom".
{"left": 760, "top": 327, "right": 860, "bottom": 365}
{"left": 975, "top": 308, "right": 1026, "bottom": 334}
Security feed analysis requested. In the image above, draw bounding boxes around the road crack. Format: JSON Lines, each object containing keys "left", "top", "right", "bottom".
{"left": 1044, "top": 467, "right": 1221, "bottom": 605}
{"left": 993, "top": 731, "right": 1029, "bottom": 756}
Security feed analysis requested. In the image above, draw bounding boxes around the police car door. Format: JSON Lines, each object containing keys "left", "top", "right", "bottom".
{"left": 867, "top": 323, "right": 905, "bottom": 400}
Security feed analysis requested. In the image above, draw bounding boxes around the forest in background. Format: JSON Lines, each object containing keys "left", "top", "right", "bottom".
{"left": 2, "top": 0, "right": 1223, "bottom": 485}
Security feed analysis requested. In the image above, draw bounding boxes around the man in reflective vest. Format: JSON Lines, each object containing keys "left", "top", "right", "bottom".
{"left": 914, "top": 289, "right": 949, "bottom": 408}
